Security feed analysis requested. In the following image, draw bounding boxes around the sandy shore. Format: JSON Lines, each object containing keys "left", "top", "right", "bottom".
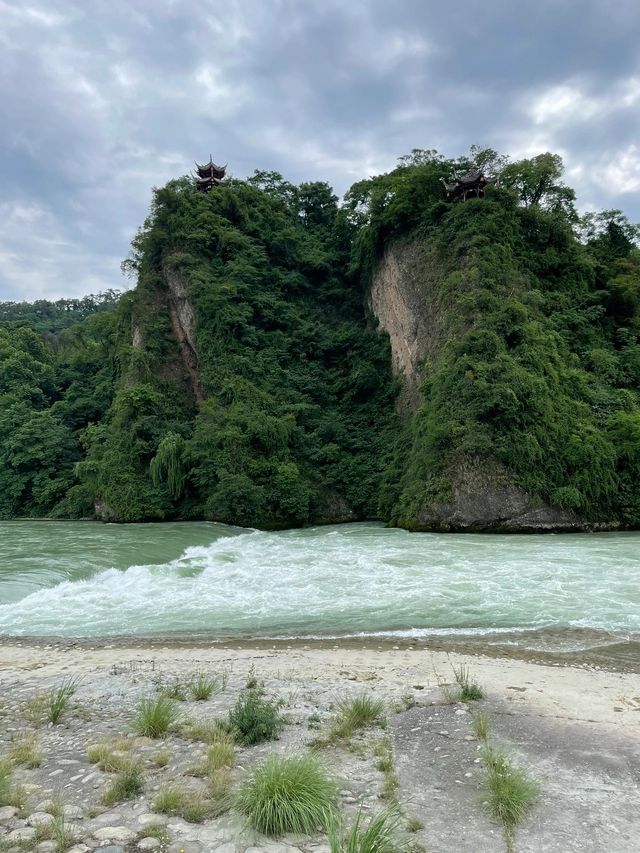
{"left": 0, "top": 639, "right": 638, "bottom": 852}
{"left": 1, "top": 639, "right": 638, "bottom": 734}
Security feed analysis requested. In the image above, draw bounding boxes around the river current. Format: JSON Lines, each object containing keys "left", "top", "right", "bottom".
{"left": 0, "top": 521, "right": 638, "bottom": 655}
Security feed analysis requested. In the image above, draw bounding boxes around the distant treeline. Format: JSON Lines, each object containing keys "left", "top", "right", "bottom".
{"left": 0, "top": 290, "right": 122, "bottom": 334}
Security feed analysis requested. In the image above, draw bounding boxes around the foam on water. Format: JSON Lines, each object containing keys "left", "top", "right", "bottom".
{"left": 0, "top": 521, "right": 638, "bottom": 639}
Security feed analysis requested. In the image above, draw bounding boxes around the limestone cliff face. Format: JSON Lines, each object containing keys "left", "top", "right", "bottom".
{"left": 368, "top": 240, "right": 448, "bottom": 414}
{"left": 368, "top": 240, "right": 612, "bottom": 533}
{"left": 164, "top": 265, "right": 203, "bottom": 401}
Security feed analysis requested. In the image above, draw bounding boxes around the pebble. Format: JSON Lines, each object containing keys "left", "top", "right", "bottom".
{"left": 7, "top": 827, "right": 37, "bottom": 842}
{"left": 0, "top": 806, "right": 18, "bottom": 821}
{"left": 137, "top": 839, "right": 161, "bottom": 850}
{"left": 455, "top": 709, "right": 468, "bottom": 715}
{"left": 36, "top": 843, "right": 58, "bottom": 853}
{"left": 27, "top": 812, "right": 56, "bottom": 827}
{"left": 63, "top": 805, "right": 85, "bottom": 820}
{"left": 94, "top": 847, "right": 124, "bottom": 853}
{"left": 168, "top": 843, "right": 202, "bottom": 853}
{"left": 138, "top": 813, "right": 168, "bottom": 828}
{"left": 94, "top": 826, "right": 137, "bottom": 842}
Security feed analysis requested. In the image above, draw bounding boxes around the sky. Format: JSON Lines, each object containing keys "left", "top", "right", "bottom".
{"left": 1, "top": 0, "right": 639, "bottom": 301}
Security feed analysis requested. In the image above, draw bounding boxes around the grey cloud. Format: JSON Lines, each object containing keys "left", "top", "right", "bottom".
{"left": 0, "top": 0, "right": 639, "bottom": 300}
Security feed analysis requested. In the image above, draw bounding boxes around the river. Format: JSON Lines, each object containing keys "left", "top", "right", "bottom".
{"left": 0, "top": 521, "right": 638, "bottom": 661}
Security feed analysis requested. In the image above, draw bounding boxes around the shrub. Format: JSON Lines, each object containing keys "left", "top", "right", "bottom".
{"left": 235, "top": 754, "right": 337, "bottom": 836}
{"left": 228, "top": 689, "right": 284, "bottom": 746}
{"left": 134, "top": 696, "right": 179, "bottom": 738}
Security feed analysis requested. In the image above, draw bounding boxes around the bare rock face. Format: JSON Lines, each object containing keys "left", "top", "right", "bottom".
{"left": 415, "top": 456, "right": 605, "bottom": 532}
{"left": 368, "top": 240, "right": 447, "bottom": 414}
{"left": 163, "top": 265, "right": 203, "bottom": 401}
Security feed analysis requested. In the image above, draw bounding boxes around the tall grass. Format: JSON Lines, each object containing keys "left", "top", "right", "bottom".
{"left": 133, "top": 696, "right": 179, "bottom": 738}
{"left": 47, "top": 677, "right": 80, "bottom": 724}
{"left": 328, "top": 808, "right": 402, "bottom": 853}
{"left": 453, "top": 665, "right": 484, "bottom": 702}
{"left": 101, "top": 761, "right": 144, "bottom": 805}
{"left": 235, "top": 754, "right": 337, "bottom": 836}
{"left": 9, "top": 734, "right": 42, "bottom": 768}
{"left": 482, "top": 746, "right": 538, "bottom": 851}
{"left": 189, "top": 672, "right": 220, "bottom": 701}
{"left": 0, "top": 759, "right": 27, "bottom": 809}
{"left": 471, "top": 712, "right": 490, "bottom": 741}
{"left": 333, "top": 694, "right": 386, "bottom": 739}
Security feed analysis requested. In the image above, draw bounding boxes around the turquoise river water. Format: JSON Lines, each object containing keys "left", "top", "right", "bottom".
{"left": 0, "top": 521, "right": 638, "bottom": 655}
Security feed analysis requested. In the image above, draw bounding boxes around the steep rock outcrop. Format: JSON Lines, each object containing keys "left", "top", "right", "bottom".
{"left": 368, "top": 240, "right": 448, "bottom": 413}
{"left": 368, "top": 239, "right": 608, "bottom": 533}
{"left": 413, "top": 456, "right": 618, "bottom": 532}
{"left": 164, "top": 265, "right": 203, "bottom": 401}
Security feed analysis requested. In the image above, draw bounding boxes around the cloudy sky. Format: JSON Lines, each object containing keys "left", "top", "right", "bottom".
{"left": 1, "top": 0, "right": 639, "bottom": 301}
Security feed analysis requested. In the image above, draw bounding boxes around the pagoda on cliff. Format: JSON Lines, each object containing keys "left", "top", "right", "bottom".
{"left": 440, "top": 169, "right": 497, "bottom": 202}
{"left": 194, "top": 156, "right": 226, "bottom": 192}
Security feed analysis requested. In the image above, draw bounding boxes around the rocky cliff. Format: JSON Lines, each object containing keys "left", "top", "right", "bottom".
{"left": 367, "top": 232, "right": 626, "bottom": 532}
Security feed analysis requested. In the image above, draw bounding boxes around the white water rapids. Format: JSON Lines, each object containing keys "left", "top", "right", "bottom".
{"left": 0, "top": 522, "right": 638, "bottom": 645}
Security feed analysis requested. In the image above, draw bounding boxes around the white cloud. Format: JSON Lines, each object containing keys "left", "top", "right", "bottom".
{"left": 529, "top": 77, "right": 640, "bottom": 127}
{"left": 596, "top": 144, "right": 640, "bottom": 195}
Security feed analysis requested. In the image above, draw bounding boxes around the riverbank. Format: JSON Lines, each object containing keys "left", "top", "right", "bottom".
{"left": 0, "top": 640, "right": 637, "bottom": 852}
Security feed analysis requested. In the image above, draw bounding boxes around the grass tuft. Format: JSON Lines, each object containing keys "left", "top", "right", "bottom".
{"left": 189, "top": 672, "right": 220, "bottom": 701}
{"left": 153, "top": 784, "right": 187, "bottom": 815}
{"left": 0, "top": 759, "right": 27, "bottom": 810}
{"left": 158, "top": 677, "right": 188, "bottom": 701}
{"left": 86, "top": 741, "right": 132, "bottom": 772}
{"left": 328, "top": 807, "right": 402, "bottom": 853}
{"left": 51, "top": 815, "right": 80, "bottom": 852}
{"left": 482, "top": 746, "right": 538, "bottom": 850}
{"left": 134, "top": 695, "right": 179, "bottom": 738}
{"left": 9, "top": 734, "right": 42, "bottom": 768}
{"left": 228, "top": 689, "right": 284, "bottom": 746}
{"left": 101, "top": 761, "right": 144, "bottom": 805}
{"left": 333, "top": 693, "right": 386, "bottom": 740}
{"left": 139, "top": 823, "right": 169, "bottom": 842}
{"left": 182, "top": 718, "right": 231, "bottom": 744}
{"left": 235, "top": 753, "right": 337, "bottom": 836}
{"left": 47, "top": 677, "right": 80, "bottom": 724}
{"left": 453, "top": 665, "right": 484, "bottom": 702}
{"left": 152, "top": 750, "right": 171, "bottom": 768}
{"left": 471, "top": 712, "right": 490, "bottom": 742}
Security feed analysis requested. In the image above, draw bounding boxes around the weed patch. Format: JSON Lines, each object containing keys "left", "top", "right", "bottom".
{"left": 229, "top": 689, "right": 284, "bottom": 746}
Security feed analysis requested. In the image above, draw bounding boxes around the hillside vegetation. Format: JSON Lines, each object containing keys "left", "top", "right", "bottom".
{"left": 1, "top": 148, "right": 639, "bottom": 529}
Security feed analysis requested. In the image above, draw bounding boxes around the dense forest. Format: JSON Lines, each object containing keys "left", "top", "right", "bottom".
{"left": 1, "top": 148, "right": 639, "bottom": 529}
